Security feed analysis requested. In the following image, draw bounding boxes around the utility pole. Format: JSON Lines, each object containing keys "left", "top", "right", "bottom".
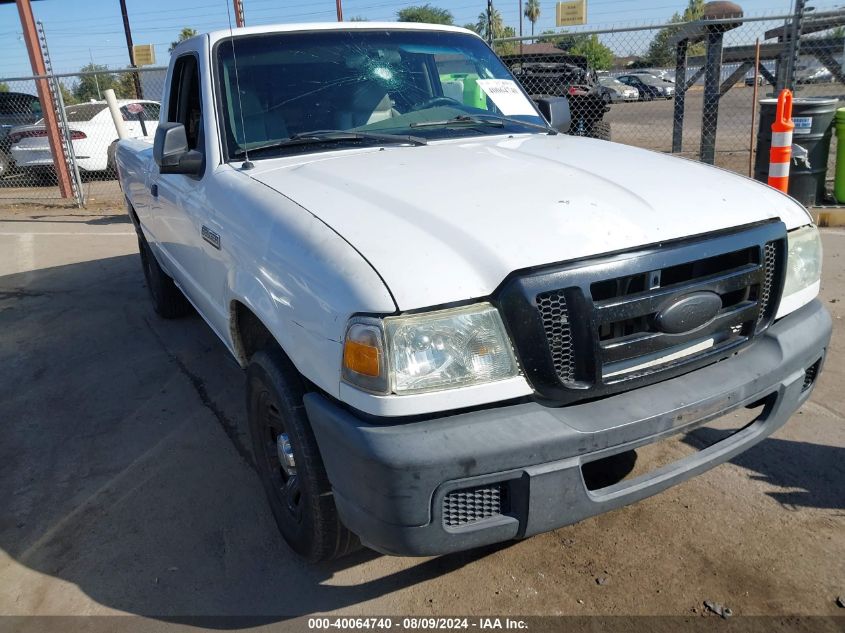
{"left": 487, "top": 0, "right": 494, "bottom": 44}
{"left": 233, "top": 0, "right": 245, "bottom": 27}
{"left": 14, "top": 0, "right": 74, "bottom": 199}
{"left": 336, "top": 0, "right": 343, "bottom": 21}
{"left": 118, "top": 0, "right": 143, "bottom": 99}
{"left": 519, "top": 0, "right": 523, "bottom": 56}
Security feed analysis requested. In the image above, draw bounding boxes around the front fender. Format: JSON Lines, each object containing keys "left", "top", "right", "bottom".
{"left": 220, "top": 172, "right": 396, "bottom": 397}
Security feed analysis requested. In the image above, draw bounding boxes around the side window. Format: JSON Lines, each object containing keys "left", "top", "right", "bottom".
{"left": 168, "top": 55, "right": 202, "bottom": 150}
{"left": 143, "top": 103, "right": 161, "bottom": 122}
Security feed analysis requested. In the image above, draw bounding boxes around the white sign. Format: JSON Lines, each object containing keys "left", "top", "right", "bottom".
{"left": 476, "top": 79, "right": 537, "bottom": 116}
{"left": 793, "top": 116, "right": 812, "bottom": 134}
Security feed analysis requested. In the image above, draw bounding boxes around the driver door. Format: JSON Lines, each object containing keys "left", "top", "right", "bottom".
{"left": 149, "top": 54, "right": 227, "bottom": 336}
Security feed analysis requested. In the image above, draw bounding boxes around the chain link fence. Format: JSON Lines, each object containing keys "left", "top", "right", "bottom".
{"left": 0, "top": 66, "right": 166, "bottom": 208}
{"left": 496, "top": 9, "right": 845, "bottom": 205}
{"left": 2, "top": 10, "right": 845, "bottom": 208}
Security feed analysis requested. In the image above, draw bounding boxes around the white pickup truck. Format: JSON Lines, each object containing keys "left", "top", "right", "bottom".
{"left": 117, "top": 22, "right": 830, "bottom": 562}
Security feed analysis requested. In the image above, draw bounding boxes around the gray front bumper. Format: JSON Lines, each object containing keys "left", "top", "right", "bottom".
{"left": 305, "top": 299, "right": 831, "bottom": 556}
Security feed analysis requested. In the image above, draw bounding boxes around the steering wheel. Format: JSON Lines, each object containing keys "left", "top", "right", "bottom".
{"left": 413, "top": 96, "right": 463, "bottom": 111}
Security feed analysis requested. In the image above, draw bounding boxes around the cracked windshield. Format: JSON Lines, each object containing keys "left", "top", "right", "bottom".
{"left": 216, "top": 29, "right": 548, "bottom": 159}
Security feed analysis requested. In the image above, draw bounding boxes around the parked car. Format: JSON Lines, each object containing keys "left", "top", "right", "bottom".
{"left": 502, "top": 52, "right": 611, "bottom": 140}
{"left": 628, "top": 68, "right": 673, "bottom": 81}
{"left": 795, "top": 66, "right": 834, "bottom": 84}
{"left": 0, "top": 92, "right": 42, "bottom": 178}
{"left": 617, "top": 74, "right": 675, "bottom": 100}
{"left": 10, "top": 99, "right": 159, "bottom": 176}
{"left": 598, "top": 76, "right": 638, "bottom": 103}
{"left": 117, "top": 22, "right": 829, "bottom": 562}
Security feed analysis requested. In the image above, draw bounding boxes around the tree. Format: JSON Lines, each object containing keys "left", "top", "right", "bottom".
{"left": 115, "top": 72, "right": 138, "bottom": 99}
{"left": 0, "top": 82, "right": 8, "bottom": 93}
{"left": 570, "top": 34, "right": 614, "bottom": 70}
{"left": 644, "top": 0, "right": 705, "bottom": 68}
{"left": 524, "top": 0, "right": 541, "bottom": 39}
{"left": 59, "top": 81, "right": 77, "bottom": 105}
{"left": 494, "top": 26, "right": 519, "bottom": 56}
{"left": 397, "top": 4, "right": 453, "bottom": 24}
{"left": 73, "top": 63, "right": 118, "bottom": 102}
{"left": 462, "top": 23, "right": 478, "bottom": 33}
{"left": 169, "top": 27, "right": 198, "bottom": 53}
{"left": 348, "top": 16, "right": 369, "bottom": 21}
{"left": 475, "top": 7, "right": 504, "bottom": 41}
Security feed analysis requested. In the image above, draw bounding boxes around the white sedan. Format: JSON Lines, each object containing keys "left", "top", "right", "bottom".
{"left": 9, "top": 99, "right": 159, "bottom": 174}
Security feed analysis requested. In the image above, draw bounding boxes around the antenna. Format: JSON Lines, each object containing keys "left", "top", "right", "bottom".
{"left": 225, "top": 0, "right": 253, "bottom": 170}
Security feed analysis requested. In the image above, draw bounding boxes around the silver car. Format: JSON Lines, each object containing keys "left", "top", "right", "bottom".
{"left": 598, "top": 76, "right": 639, "bottom": 103}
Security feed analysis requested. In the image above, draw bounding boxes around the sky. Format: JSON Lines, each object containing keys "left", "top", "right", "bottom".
{"left": 0, "top": 0, "right": 826, "bottom": 78}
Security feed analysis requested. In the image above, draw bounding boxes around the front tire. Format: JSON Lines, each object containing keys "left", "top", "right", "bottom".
{"left": 137, "top": 230, "right": 191, "bottom": 318}
{"left": 246, "top": 348, "right": 359, "bottom": 562}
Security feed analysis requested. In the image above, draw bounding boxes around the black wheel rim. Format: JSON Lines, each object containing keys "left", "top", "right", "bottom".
{"left": 257, "top": 390, "right": 303, "bottom": 522}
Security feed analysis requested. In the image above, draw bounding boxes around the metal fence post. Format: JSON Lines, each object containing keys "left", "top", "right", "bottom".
{"left": 672, "top": 38, "right": 689, "bottom": 154}
{"left": 38, "top": 21, "right": 85, "bottom": 207}
{"left": 51, "top": 74, "right": 85, "bottom": 206}
{"left": 787, "top": 0, "right": 807, "bottom": 90}
{"left": 700, "top": 30, "right": 725, "bottom": 164}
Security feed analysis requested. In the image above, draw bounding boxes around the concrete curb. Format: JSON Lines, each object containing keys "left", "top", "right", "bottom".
{"left": 812, "top": 209, "right": 845, "bottom": 227}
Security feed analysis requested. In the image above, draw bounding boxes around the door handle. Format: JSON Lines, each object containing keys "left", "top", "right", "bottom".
{"left": 150, "top": 183, "right": 158, "bottom": 197}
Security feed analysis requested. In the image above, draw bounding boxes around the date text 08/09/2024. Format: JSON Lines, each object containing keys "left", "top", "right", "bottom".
{"left": 307, "top": 618, "right": 529, "bottom": 630}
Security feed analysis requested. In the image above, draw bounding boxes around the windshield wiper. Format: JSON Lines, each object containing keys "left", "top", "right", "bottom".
{"left": 233, "top": 129, "right": 427, "bottom": 157}
{"left": 410, "top": 114, "right": 557, "bottom": 135}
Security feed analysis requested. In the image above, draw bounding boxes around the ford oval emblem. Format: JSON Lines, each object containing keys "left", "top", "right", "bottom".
{"left": 655, "top": 291, "right": 722, "bottom": 334}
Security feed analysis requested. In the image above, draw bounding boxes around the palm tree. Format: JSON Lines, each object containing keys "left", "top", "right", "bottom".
{"left": 524, "top": 0, "right": 541, "bottom": 39}
{"left": 476, "top": 7, "right": 504, "bottom": 42}
{"left": 169, "top": 28, "right": 198, "bottom": 53}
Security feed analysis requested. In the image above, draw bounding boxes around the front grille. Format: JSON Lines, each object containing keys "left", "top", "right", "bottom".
{"left": 442, "top": 484, "right": 507, "bottom": 528}
{"left": 537, "top": 290, "right": 575, "bottom": 383}
{"left": 497, "top": 222, "right": 787, "bottom": 404}
{"left": 757, "top": 241, "right": 778, "bottom": 323}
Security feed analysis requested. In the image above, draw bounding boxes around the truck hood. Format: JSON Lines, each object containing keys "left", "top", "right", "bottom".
{"left": 247, "top": 134, "right": 811, "bottom": 310}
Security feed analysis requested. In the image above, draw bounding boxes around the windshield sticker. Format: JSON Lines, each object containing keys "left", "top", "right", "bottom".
{"left": 476, "top": 79, "right": 536, "bottom": 116}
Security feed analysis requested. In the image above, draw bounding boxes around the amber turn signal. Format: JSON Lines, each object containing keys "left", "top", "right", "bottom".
{"left": 343, "top": 339, "right": 381, "bottom": 377}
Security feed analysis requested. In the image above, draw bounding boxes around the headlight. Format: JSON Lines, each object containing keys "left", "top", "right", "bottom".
{"left": 783, "top": 224, "right": 822, "bottom": 299}
{"left": 342, "top": 303, "right": 519, "bottom": 395}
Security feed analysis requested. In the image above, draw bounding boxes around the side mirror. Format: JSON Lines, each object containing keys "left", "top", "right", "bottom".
{"left": 154, "top": 122, "right": 203, "bottom": 176}
{"left": 535, "top": 97, "right": 571, "bottom": 134}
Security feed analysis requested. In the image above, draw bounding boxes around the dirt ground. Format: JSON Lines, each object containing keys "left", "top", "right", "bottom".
{"left": 0, "top": 206, "right": 843, "bottom": 624}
